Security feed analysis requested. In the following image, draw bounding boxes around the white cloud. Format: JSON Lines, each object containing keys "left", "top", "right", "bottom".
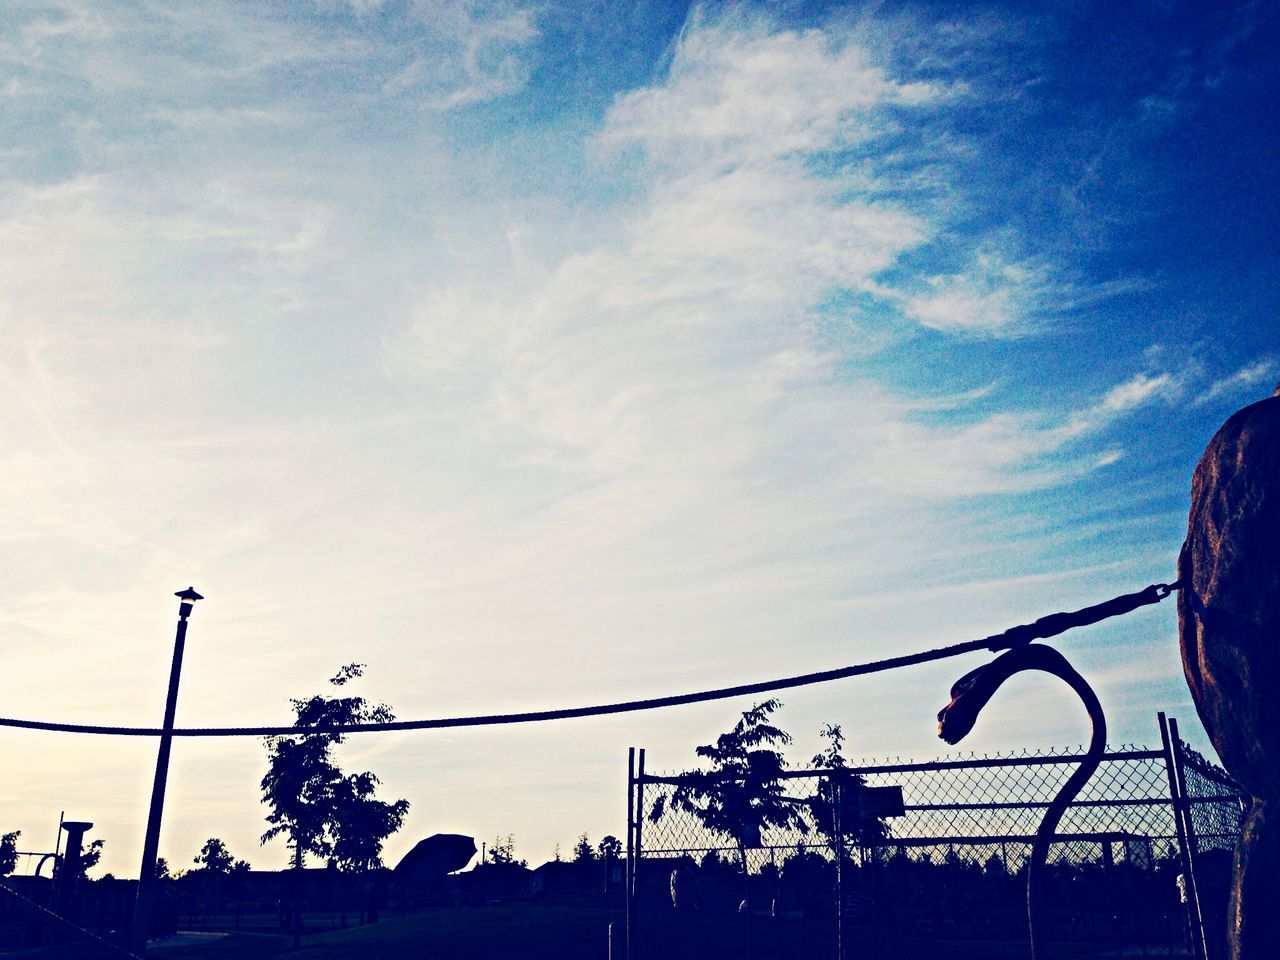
{"left": 898, "top": 250, "right": 1137, "bottom": 338}
{"left": 601, "top": 16, "right": 943, "bottom": 168}
{"left": 1101, "top": 371, "right": 1179, "bottom": 412}
{"left": 1193, "top": 357, "right": 1277, "bottom": 406}
{"left": 397, "top": 16, "right": 1180, "bottom": 510}
{"left": 905, "top": 285, "right": 1017, "bottom": 333}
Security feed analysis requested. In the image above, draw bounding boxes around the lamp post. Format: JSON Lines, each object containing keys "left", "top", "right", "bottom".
{"left": 130, "top": 587, "right": 202, "bottom": 955}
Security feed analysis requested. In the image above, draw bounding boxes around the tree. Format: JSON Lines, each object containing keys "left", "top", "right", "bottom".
{"left": 260, "top": 734, "right": 340, "bottom": 869}
{"left": 260, "top": 664, "right": 407, "bottom": 873}
{"left": 649, "top": 700, "right": 807, "bottom": 879}
{"left": 487, "top": 834, "right": 526, "bottom": 867}
{"left": 0, "top": 831, "right": 18, "bottom": 877}
{"left": 572, "top": 833, "right": 596, "bottom": 864}
{"left": 598, "top": 835, "right": 623, "bottom": 862}
{"left": 809, "top": 723, "right": 888, "bottom": 850}
{"left": 79, "top": 839, "right": 104, "bottom": 880}
{"left": 328, "top": 772, "right": 410, "bottom": 874}
{"left": 153, "top": 858, "right": 171, "bottom": 881}
{"left": 194, "top": 838, "right": 236, "bottom": 874}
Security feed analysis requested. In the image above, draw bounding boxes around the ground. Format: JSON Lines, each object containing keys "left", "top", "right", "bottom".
{"left": 2, "top": 902, "right": 1189, "bottom": 959}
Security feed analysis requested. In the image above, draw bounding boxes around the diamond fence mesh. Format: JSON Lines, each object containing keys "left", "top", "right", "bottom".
{"left": 640, "top": 747, "right": 1179, "bottom": 875}
{"left": 1176, "top": 740, "right": 1246, "bottom": 856}
{"left": 1174, "top": 735, "right": 1247, "bottom": 960}
{"left": 631, "top": 723, "right": 1247, "bottom": 956}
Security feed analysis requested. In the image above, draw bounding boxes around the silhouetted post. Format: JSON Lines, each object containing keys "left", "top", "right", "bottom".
{"left": 54, "top": 820, "right": 93, "bottom": 920}
{"left": 131, "top": 587, "right": 203, "bottom": 955}
{"left": 833, "top": 775, "right": 845, "bottom": 960}
{"left": 626, "top": 747, "right": 635, "bottom": 960}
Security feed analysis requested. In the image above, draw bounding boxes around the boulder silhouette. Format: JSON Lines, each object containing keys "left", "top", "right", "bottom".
{"left": 1179, "top": 385, "right": 1280, "bottom": 960}
{"left": 394, "top": 834, "right": 477, "bottom": 885}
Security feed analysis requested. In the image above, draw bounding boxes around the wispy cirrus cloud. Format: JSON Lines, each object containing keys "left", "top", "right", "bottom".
{"left": 1193, "top": 357, "right": 1277, "bottom": 406}
{"left": 398, "top": 11, "right": 1181, "bottom": 514}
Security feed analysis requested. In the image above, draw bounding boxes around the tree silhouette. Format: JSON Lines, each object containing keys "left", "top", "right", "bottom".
{"left": 649, "top": 700, "right": 807, "bottom": 883}
{"left": 486, "top": 834, "right": 526, "bottom": 867}
{"left": 0, "top": 831, "right": 18, "bottom": 877}
{"left": 329, "top": 772, "right": 410, "bottom": 874}
{"left": 809, "top": 723, "right": 888, "bottom": 850}
{"left": 260, "top": 664, "right": 407, "bottom": 872}
{"left": 260, "top": 733, "right": 339, "bottom": 870}
{"left": 193, "top": 838, "right": 236, "bottom": 874}
{"left": 598, "top": 835, "right": 623, "bottom": 862}
{"left": 79, "top": 839, "right": 104, "bottom": 880}
{"left": 572, "top": 833, "right": 596, "bottom": 863}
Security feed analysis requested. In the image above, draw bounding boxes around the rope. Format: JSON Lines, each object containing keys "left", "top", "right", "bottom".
{"left": 0, "top": 581, "right": 1178, "bottom": 739}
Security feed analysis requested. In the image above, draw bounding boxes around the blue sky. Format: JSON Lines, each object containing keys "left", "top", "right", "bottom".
{"left": 1, "top": 0, "right": 1277, "bottom": 876}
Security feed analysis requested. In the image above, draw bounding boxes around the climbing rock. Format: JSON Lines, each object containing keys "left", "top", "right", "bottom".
{"left": 1179, "top": 385, "right": 1280, "bottom": 960}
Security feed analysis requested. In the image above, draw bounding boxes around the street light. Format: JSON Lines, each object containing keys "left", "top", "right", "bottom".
{"left": 130, "top": 587, "right": 203, "bottom": 955}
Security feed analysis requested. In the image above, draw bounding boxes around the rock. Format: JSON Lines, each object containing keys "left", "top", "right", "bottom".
{"left": 1178, "top": 385, "right": 1280, "bottom": 960}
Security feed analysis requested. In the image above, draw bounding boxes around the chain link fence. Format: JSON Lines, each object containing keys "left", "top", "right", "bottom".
{"left": 628, "top": 714, "right": 1247, "bottom": 959}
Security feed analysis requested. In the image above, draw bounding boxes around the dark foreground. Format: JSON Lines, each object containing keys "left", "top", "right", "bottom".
{"left": 2, "top": 902, "right": 1190, "bottom": 959}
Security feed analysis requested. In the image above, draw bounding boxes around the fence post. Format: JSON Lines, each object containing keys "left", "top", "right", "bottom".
{"left": 1158, "top": 712, "right": 1207, "bottom": 960}
{"left": 626, "top": 747, "right": 635, "bottom": 960}
{"left": 1169, "top": 718, "right": 1216, "bottom": 960}
{"left": 833, "top": 772, "right": 844, "bottom": 960}
{"left": 631, "top": 749, "right": 646, "bottom": 960}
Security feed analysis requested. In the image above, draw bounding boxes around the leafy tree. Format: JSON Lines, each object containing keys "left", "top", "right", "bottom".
{"left": 649, "top": 700, "right": 807, "bottom": 878}
{"left": 153, "top": 858, "right": 171, "bottom": 881}
{"left": 328, "top": 772, "right": 410, "bottom": 874}
{"left": 260, "top": 734, "right": 339, "bottom": 869}
{"left": 1, "top": 831, "right": 19, "bottom": 877}
{"left": 572, "top": 833, "right": 596, "bottom": 863}
{"left": 809, "top": 723, "right": 888, "bottom": 850}
{"left": 487, "top": 834, "right": 526, "bottom": 867}
{"left": 260, "top": 665, "right": 407, "bottom": 873}
{"left": 194, "top": 838, "right": 236, "bottom": 874}
{"left": 79, "top": 839, "right": 104, "bottom": 880}
{"left": 598, "top": 835, "right": 622, "bottom": 861}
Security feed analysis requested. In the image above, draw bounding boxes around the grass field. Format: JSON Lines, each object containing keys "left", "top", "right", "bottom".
{"left": 3, "top": 902, "right": 1188, "bottom": 959}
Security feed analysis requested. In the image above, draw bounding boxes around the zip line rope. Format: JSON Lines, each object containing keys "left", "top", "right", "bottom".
{"left": 0, "top": 582, "right": 1179, "bottom": 740}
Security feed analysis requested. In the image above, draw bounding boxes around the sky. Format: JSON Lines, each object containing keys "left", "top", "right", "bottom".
{"left": 1, "top": 0, "right": 1277, "bottom": 878}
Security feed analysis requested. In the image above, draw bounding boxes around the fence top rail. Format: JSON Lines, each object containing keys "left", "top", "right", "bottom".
{"left": 905, "top": 796, "right": 1177, "bottom": 811}
{"left": 640, "top": 748, "right": 1165, "bottom": 785}
{"left": 1177, "top": 740, "right": 1244, "bottom": 792}
{"left": 639, "top": 830, "right": 1179, "bottom": 854}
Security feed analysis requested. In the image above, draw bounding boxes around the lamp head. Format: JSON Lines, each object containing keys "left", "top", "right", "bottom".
{"left": 175, "top": 586, "right": 204, "bottom": 619}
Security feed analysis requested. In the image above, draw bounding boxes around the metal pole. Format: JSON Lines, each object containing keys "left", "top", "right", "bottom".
{"left": 833, "top": 772, "right": 844, "bottom": 960}
{"left": 626, "top": 747, "right": 635, "bottom": 960}
{"left": 49, "top": 810, "right": 64, "bottom": 908}
{"left": 1158, "top": 712, "right": 1205, "bottom": 960}
{"left": 51, "top": 811, "right": 64, "bottom": 869}
{"left": 634, "top": 748, "right": 646, "bottom": 960}
{"left": 1169, "top": 718, "right": 1214, "bottom": 960}
{"left": 131, "top": 589, "right": 201, "bottom": 956}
